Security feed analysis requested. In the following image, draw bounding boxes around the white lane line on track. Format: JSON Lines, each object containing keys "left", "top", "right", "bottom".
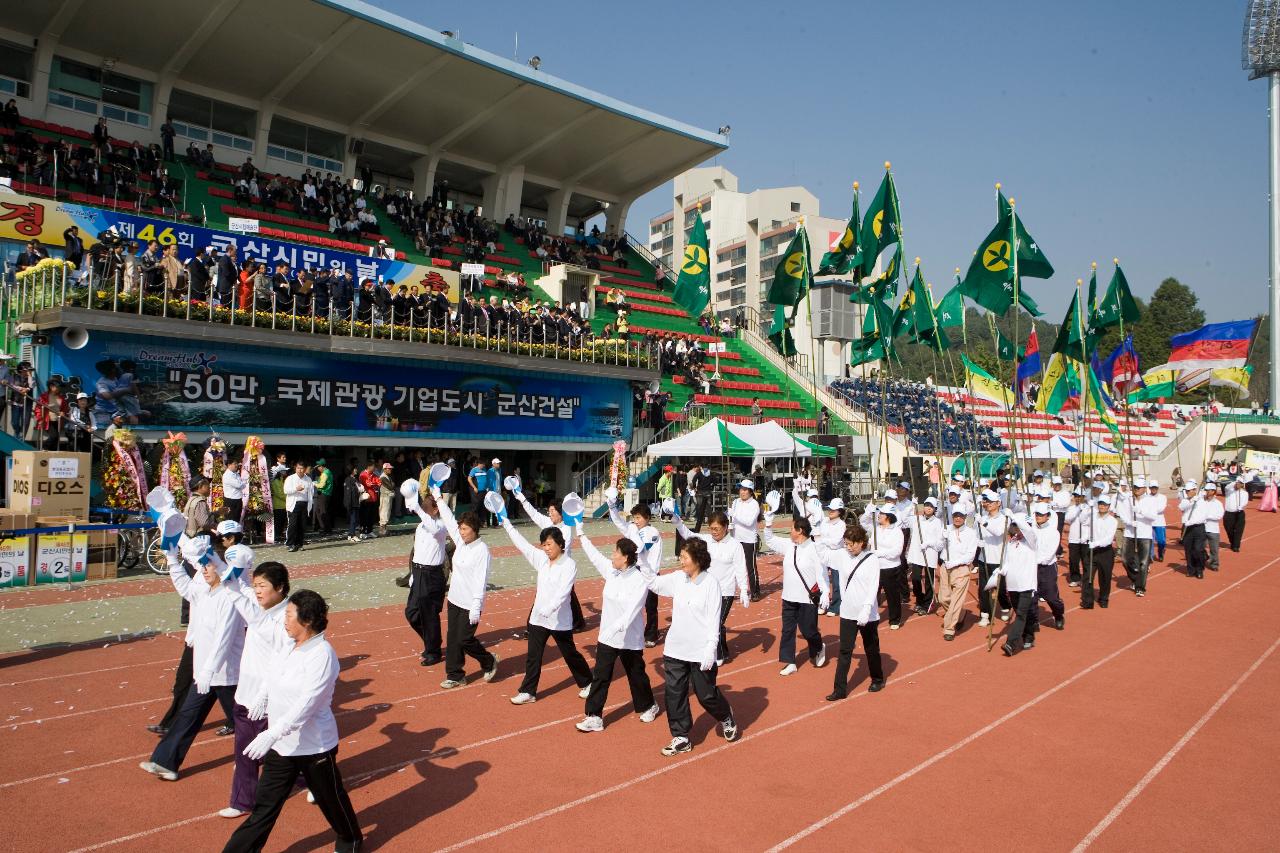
{"left": 1070, "top": 634, "right": 1280, "bottom": 852}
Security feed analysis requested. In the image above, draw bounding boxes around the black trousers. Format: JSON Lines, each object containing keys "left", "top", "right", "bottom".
{"left": 832, "top": 618, "right": 883, "bottom": 695}
{"left": 1082, "top": 545, "right": 1114, "bottom": 606}
{"left": 976, "top": 559, "right": 1010, "bottom": 615}
{"left": 158, "top": 643, "right": 195, "bottom": 729}
{"left": 663, "top": 656, "right": 732, "bottom": 739}
{"left": 222, "top": 747, "right": 362, "bottom": 853}
{"left": 879, "top": 566, "right": 904, "bottom": 625}
{"left": 286, "top": 504, "right": 307, "bottom": 549}
{"left": 570, "top": 587, "right": 586, "bottom": 631}
{"left": 584, "top": 643, "right": 654, "bottom": 717}
{"left": 742, "top": 542, "right": 760, "bottom": 598}
{"left": 1067, "top": 542, "right": 1086, "bottom": 584}
{"left": 445, "top": 601, "right": 494, "bottom": 681}
{"left": 717, "top": 596, "right": 734, "bottom": 662}
{"left": 1004, "top": 589, "right": 1039, "bottom": 651}
{"left": 405, "top": 562, "right": 446, "bottom": 658}
{"left": 692, "top": 497, "right": 709, "bottom": 532}
{"left": 1036, "top": 562, "right": 1065, "bottom": 619}
{"left": 151, "top": 683, "right": 237, "bottom": 771}
{"left": 519, "top": 623, "right": 592, "bottom": 696}
{"left": 358, "top": 501, "right": 376, "bottom": 533}
{"left": 224, "top": 497, "right": 243, "bottom": 523}
{"left": 909, "top": 562, "right": 933, "bottom": 608}
{"left": 643, "top": 591, "right": 660, "bottom": 642}
{"left": 779, "top": 599, "right": 823, "bottom": 664}
{"left": 1223, "top": 510, "right": 1245, "bottom": 551}
{"left": 1183, "top": 524, "right": 1206, "bottom": 578}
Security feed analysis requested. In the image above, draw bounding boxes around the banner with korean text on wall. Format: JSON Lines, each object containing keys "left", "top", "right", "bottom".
{"left": 50, "top": 331, "right": 630, "bottom": 444}
{"left": 0, "top": 187, "right": 458, "bottom": 300}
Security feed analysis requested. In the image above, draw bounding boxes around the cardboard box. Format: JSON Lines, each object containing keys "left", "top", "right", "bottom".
{"left": 84, "top": 527, "right": 118, "bottom": 581}
{"left": 0, "top": 510, "right": 34, "bottom": 532}
{"left": 8, "top": 452, "right": 91, "bottom": 519}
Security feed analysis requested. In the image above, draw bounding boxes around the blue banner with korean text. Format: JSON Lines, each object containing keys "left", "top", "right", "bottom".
{"left": 49, "top": 331, "right": 629, "bottom": 444}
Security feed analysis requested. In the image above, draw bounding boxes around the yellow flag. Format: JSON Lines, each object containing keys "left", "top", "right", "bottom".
{"left": 962, "top": 355, "right": 1014, "bottom": 408}
{"left": 1210, "top": 366, "right": 1252, "bottom": 399}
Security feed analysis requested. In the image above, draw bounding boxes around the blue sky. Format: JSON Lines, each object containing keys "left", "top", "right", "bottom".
{"left": 378, "top": 0, "right": 1265, "bottom": 323}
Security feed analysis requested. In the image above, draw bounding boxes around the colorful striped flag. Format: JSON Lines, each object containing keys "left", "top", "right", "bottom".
{"left": 1127, "top": 367, "right": 1177, "bottom": 403}
{"left": 962, "top": 354, "right": 1014, "bottom": 407}
{"left": 1167, "top": 320, "right": 1258, "bottom": 373}
{"left": 1036, "top": 352, "right": 1081, "bottom": 415}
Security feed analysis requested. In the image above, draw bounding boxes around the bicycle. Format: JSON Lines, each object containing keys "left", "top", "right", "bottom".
{"left": 105, "top": 510, "right": 162, "bottom": 574}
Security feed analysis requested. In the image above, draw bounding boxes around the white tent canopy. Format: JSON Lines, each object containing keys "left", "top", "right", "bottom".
{"left": 1023, "top": 436, "right": 1079, "bottom": 459}
{"left": 648, "top": 418, "right": 834, "bottom": 458}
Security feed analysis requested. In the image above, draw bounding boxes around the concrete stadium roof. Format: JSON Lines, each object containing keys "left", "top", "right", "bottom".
{"left": 3, "top": 0, "right": 727, "bottom": 208}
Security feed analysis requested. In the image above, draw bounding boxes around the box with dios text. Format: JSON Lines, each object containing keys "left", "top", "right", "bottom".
{"left": 7, "top": 452, "right": 91, "bottom": 519}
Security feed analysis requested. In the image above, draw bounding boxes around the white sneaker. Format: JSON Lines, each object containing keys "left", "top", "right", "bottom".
{"left": 306, "top": 789, "right": 315, "bottom": 804}
{"left": 779, "top": 663, "right": 798, "bottom": 676}
{"left": 483, "top": 653, "right": 500, "bottom": 682}
{"left": 575, "top": 715, "right": 604, "bottom": 733}
{"left": 218, "top": 807, "right": 246, "bottom": 819}
{"left": 661, "top": 736, "right": 692, "bottom": 756}
{"left": 439, "top": 679, "right": 464, "bottom": 689}
{"left": 644, "top": 640, "right": 657, "bottom": 648}
{"left": 817, "top": 606, "right": 827, "bottom": 615}
{"left": 578, "top": 684, "right": 592, "bottom": 699}
{"left": 814, "top": 648, "right": 827, "bottom": 668}
{"left": 139, "top": 760, "right": 177, "bottom": 781}
{"left": 639, "top": 704, "right": 661, "bottom": 723}
{"left": 1000, "top": 609, "right": 1011, "bottom": 622}
{"left": 978, "top": 614, "right": 991, "bottom": 627}
{"left": 510, "top": 692, "right": 536, "bottom": 705}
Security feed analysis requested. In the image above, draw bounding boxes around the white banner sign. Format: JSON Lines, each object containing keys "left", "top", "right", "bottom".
{"left": 460, "top": 263, "right": 486, "bottom": 277}
{"left": 228, "top": 217, "right": 260, "bottom": 234}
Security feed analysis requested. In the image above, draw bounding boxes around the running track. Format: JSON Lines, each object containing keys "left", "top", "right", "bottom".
{"left": 2, "top": 514, "right": 1277, "bottom": 852}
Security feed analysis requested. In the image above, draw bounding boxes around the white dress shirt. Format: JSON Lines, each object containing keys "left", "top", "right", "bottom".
{"left": 1050, "top": 487, "right": 1072, "bottom": 514}
{"left": 283, "top": 473, "right": 312, "bottom": 512}
{"left": 1180, "top": 495, "right": 1209, "bottom": 526}
{"left": 1127, "top": 494, "right": 1161, "bottom": 540}
{"left": 1088, "top": 511, "right": 1119, "bottom": 549}
{"left": 1202, "top": 498, "right": 1225, "bottom": 535}
{"left": 262, "top": 632, "right": 340, "bottom": 757}
{"left": 869, "top": 524, "right": 905, "bottom": 570}
{"left": 578, "top": 534, "right": 649, "bottom": 651}
{"left": 609, "top": 506, "right": 663, "bottom": 575}
{"left": 673, "top": 517, "right": 749, "bottom": 600}
{"left": 1150, "top": 492, "right": 1168, "bottom": 528}
{"left": 824, "top": 549, "right": 880, "bottom": 623}
{"left": 407, "top": 497, "right": 447, "bottom": 566}
{"left": 761, "top": 526, "right": 831, "bottom": 604}
{"left": 436, "top": 496, "right": 490, "bottom": 616}
{"left": 1034, "top": 520, "right": 1059, "bottom": 565}
{"left": 648, "top": 568, "right": 722, "bottom": 665}
{"left": 943, "top": 525, "right": 979, "bottom": 568}
{"left": 729, "top": 498, "right": 761, "bottom": 544}
{"left": 226, "top": 582, "right": 291, "bottom": 709}
{"left": 222, "top": 468, "right": 247, "bottom": 500}
{"left": 1225, "top": 483, "right": 1249, "bottom": 513}
{"left": 503, "top": 519, "right": 578, "bottom": 631}
{"left": 166, "top": 553, "right": 243, "bottom": 687}
{"left": 815, "top": 516, "right": 846, "bottom": 552}
{"left": 906, "top": 514, "right": 944, "bottom": 568}
{"left": 977, "top": 512, "right": 1009, "bottom": 563}
{"left": 997, "top": 519, "right": 1039, "bottom": 592}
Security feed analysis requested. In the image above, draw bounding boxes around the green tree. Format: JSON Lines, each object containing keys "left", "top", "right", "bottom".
{"left": 1133, "top": 277, "right": 1204, "bottom": 369}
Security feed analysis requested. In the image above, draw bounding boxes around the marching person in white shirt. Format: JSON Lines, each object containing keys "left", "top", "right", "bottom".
{"left": 403, "top": 484, "right": 449, "bottom": 667}
{"left": 937, "top": 508, "right": 977, "bottom": 640}
{"left": 1222, "top": 476, "right": 1249, "bottom": 552}
{"left": 976, "top": 491, "right": 1013, "bottom": 626}
{"left": 762, "top": 513, "right": 830, "bottom": 674}
{"left": 573, "top": 533, "right": 660, "bottom": 731}
{"left": 221, "top": 553, "right": 289, "bottom": 819}
{"left": 512, "top": 487, "right": 587, "bottom": 631}
{"left": 222, "top": 457, "right": 249, "bottom": 524}
{"left": 1050, "top": 475, "right": 1072, "bottom": 554}
{"left": 1179, "top": 480, "right": 1209, "bottom": 579}
{"left": 647, "top": 537, "right": 739, "bottom": 756}
{"left": 671, "top": 507, "right": 749, "bottom": 664}
{"left": 1201, "top": 481, "right": 1226, "bottom": 571}
{"left": 906, "top": 497, "right": 944, "bottom": 616}
{"left": 863, "top": 501, "right": 907, "bottom": 629}
{"left": 429, "top": 487, "right": 499, "bottom": 688}
{"left": 222, "top": 589, "right": 363, "bottom": 853}
{"left": 141, "top": 533, "right": 244, "bottom": 782}
{"left": 501, "top": 503, "right": 593, "bottom": 704}
{"left": 283, "top": 461, "right": 312, "bottom": 552}
{"left": 814, "top": 498, "right": 846, "bottom": 616}
{"left": 609, "top": 497, "right": 664, "bottom": 645}
{"left": 1120, "top": 476, "right": 1158, "bottom": 596}
{"left": 986, "top": 509, "right": 1040, "bottom": 656}
{"left": 1148, "top": 478, "right": 1169, "bottom": 562}
{"left": 945, "top": 485, "right": 974, "bottom": 522}
{"left": 1082, "top": 494, "right": 1119, "bottom": 608}
{"left": 1030, "top": 503, "right": 1066, "bottom": 630}
{"left": 1065, "top": 489, "right": 1090, "bottom": 588}
{"left": 823, "top": 524, "right": 885, "bottom": 699}
{"left": 729, "top": 479, "right": 762, "bottom": 600}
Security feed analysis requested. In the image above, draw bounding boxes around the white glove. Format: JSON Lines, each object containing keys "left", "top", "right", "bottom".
{"left": 763, "top": 512, "right": 775, "bottom": 527}
{"left": 430, "top": 485, "right": 442, "bottom": 500}
{"left": 246, "top": 691, "right": 268, "bottom": 721}
{"left": 700, "top": 658, "right": 714, "bottom": 672}
{"left": 819, "top": 592, "right": 830, "bottom": 610}
{"left": 984, "top": 572, "right": 1001, "bottom": 591}
{"left": 194, "top": 674, "right": 211, "bottom": 695}
{"left": 740, "top": 591, "right": 750, "bottom": 609}
{"left": 468, "top": 607, "right": 481, "bottom": 625}
{"left": 243, "top": 730, "right": 279, "bottom": 761}
{"left": 1002, "top": 507, "right": 1015, "bottom": 518}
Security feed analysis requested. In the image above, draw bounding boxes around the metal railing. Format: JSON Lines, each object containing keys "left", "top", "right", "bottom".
{"left": 11, "top": 262, "right": 659, "bottom": 370}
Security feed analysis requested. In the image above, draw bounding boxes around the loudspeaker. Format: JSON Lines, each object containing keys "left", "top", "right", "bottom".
{"left": 62, "top": 326, "right": 89, "bottom": 350}
{"left": 813, "top": 434, "right": 854, "bottom": 466}
{"left": 349, "top": 138, "right": 365, "bottom": 156}
{"left": 902, "top": 455, "right": 927, "bottom": 498}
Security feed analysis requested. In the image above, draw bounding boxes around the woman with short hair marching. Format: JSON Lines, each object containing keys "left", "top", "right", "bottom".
{"left": 822, "top": 524, "right": 885, "bottom": 700}
{"left": 671, "top": 508, "right": 749, "bottom": 664}
{"left": 761, "top": 514, "right": 830, "bottom": 676}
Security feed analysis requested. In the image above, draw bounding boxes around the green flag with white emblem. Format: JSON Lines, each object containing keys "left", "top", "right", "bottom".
{"left": 818, "top": 189, "right": 862, "bottom": 277}
{"left": 766, "top": 222, "right": 812, "bottom": 311}
{"left": 858, "top": 170, "right": 900, "bottom": 279}
{"left": 768, "top": 303, "right": 795, "bottom": 356}
{"left": 673, "top": 208, "right": 711, "bottom": 317}
{"left": 958, "top": 208, "right": 1042, "bottom": 317}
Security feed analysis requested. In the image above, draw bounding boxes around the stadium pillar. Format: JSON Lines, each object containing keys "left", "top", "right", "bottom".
{"left": 1271, "top": 72, "right": 1280, "bottom": 408}
{"left": 29, "top": 37, "right": 56, "bottom": 120}
{"left": 546, "top": 186, "right": 574, "bottom": 237}
{"left": 604, "top": 198, "right": 633, "bottom": 237}
{"left": 413, "top": 153, "right": 440, "bottom": 203}
{"left": 255, "top": 106, "right": 275, "bottom": 166}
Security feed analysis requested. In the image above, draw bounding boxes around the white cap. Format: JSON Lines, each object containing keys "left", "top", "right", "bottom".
{"left": 1133, "top": 476, "right": 1147, "bottom": 488}
{"left": 491, "top": 457, "right": 501, "bottom": 465}
{"left": 947, "top": 485, "right": 961, "bottom": 495}
{"left": 883, "top": 487, "right": 898, "bottom": 499}
{"left": 806, "top": 488, "right": 819, "bottom": 498}
{"left": 1032, "top": 502, "right": 1052, "bottom": 515}
{"left": 1204, "top": 481, "right": 1218, "bottom": 491}
{"left": 1184, "top": 480, "right": 1199, "bottom": 489}
{"left": 739, "top": 479, "right": 755, "bottom": 490}
{"left": 1032, "top": 470, "right": 1044, "bottom": 478}
{"left": 1147, "top": 478, "right": 1159, "bottom": 487}
{"left": 1119, "top": 479, "right": 1129, "bottom": 486}
{"left": 215, "top": 519, "right": 242, "bottom": 536}
{"left": 1097, "top": 494, "right": 1113, "bottom": 504}
{"left": 952, "top": 473, "right": 965, "bottom": 482}
{"left": 898, "top": 481, "right": 910, "bottom": 489}
{"left": 879, "top": 503, "right": 898, "bottom": 517}
{"left": 923, "top": 496, "right": 939, "bottom": 508}
{"left": 76, "top": 391, "right": 90, "bottom": 400}
{"left": 981, "top": 490, "right": 1000, "bottom": 502}
{"left": 1092, "top": 470, "right": 1105, "bottom": 478}
{"left": 1051, "top": 475, "right": 1063, "bottom": 484}
{"left": 827, "top": 498, "right": 845, "bottom": 510}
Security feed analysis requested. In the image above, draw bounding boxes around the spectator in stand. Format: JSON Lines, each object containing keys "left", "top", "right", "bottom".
{"left": 0, "top": 98, "right": 18, "bottom": 130}
{"left": 15, "top": 239, "right": 48, "bottom": 273}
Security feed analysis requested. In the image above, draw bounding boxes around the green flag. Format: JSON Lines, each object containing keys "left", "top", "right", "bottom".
{"left": 1092, "top": 263, "right": 1141, "bottom": 331}
{"left": 858, "top": 171, "right": 900, "bottom": 279}
{"left": 1051, "top": 286, "right": 1092, "bottom": 358}
{"left": 958, "top": 208, "right": 1042, "bottom": 316}
{"left": 673, "top": 208, "right": 711, "bottom": 317}
{"left": 997, "top": 190, "right": 1054, "bottom": 279}
{"left": 818, "top": 190, "right": 861, "bottom": 276}
{"left": 848, "top": 334, "right": 888, "bottom": 367}
{"left": 1086, "top": 267, "right": 1098, "bottom": 315}
{"left": 994, "top": 327, "right": 1023, "bottom": 362}
{"left": 935, "top": 283, "right": 965, "bottom": 330}
{"left": 1127, "top": 367, "right": 1177, "bottom": 402}
{"left": 849, "top": 244, "right": 901, "bottom": 304}
{"left": 1085, "top": 361, "right": 1124, "bottom": 448}
{"left": 767, "top": 303, "right": 795, "bottom": 357}
{"left": 1035, "top": 353, "right": 1080, "bottom": 415}
{"left": 766, "top": 223, "right": 812, "bottom": 310}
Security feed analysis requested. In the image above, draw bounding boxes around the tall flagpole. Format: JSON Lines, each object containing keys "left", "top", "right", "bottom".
{"left": 799, "top": 217, "right": 822, "bottom": 407}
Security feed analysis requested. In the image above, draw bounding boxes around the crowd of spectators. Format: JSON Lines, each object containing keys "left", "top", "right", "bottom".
{"left": 830, "top": 375, "right": 1002, "bottom": 454}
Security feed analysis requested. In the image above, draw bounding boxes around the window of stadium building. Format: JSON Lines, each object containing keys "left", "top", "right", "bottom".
{"left": 167, "top": 89, "right": 256, "bottom": 152}
{"left": 267, "top": 117, "right": 345, "bottom": 173}
{"left": 48, "top": 57, "right": 152, "bottom": 127}
{"left": 0, "top": 41, "right": 33, "bottom": 99}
